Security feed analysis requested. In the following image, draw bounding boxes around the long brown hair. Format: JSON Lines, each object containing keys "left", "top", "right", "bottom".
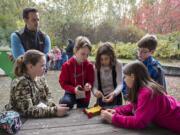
{"left": 95, "top": 42, "right": 116, "bottom": 71}
{"left": 123, "top": 61, "right": 165, "bottom": 103}
{"left": 14, "top": 50, "right": 45, "bottom": 77}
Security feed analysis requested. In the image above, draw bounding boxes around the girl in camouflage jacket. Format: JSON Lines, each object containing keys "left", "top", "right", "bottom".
{"left": 6, "top": 50, "right": 69, "bottom": 118}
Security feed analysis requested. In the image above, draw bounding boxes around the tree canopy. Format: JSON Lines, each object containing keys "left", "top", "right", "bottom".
{"left": 0, "top": 0, "right": 179, "bottom": 47}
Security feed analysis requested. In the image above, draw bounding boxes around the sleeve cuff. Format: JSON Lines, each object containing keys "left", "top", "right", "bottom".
{"left": 53, "top": 106, "right": 58, "bottom": 116}
{"left": 114, "top": 84, "right": 122, "bottom": 96}
{"left": 112, "top": 114, "right": 119, "bottom": 127}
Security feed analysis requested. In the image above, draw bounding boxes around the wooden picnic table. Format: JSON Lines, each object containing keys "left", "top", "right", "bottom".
{"left": 1, "top": 109, "right": 178, "bottom": 135}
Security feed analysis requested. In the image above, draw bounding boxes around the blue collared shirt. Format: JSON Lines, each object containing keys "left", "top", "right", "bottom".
{"left": 10, "top": 32, "right": 51, "bottom": 59}
{"left": 143, "top": 56, "right": 160, "bottom": 81}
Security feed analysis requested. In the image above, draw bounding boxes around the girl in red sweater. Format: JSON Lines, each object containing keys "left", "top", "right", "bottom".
{"left": 59, "top": 36, "right": 94, "bottom": 109}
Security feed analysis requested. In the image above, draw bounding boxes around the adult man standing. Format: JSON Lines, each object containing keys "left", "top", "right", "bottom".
{"left": 11, "top": 8, "right": 51, "bottom": 59}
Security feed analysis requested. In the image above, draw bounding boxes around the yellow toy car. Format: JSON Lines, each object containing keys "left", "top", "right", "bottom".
{"left": 83, "top": 105, "right": 103, "bottom": 118}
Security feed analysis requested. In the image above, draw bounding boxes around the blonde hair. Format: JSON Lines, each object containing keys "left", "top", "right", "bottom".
{"left": 14, "top": 50, "right": 45, "bottom": 77}
{"left": 74, "top": 36, "right": 92, "bottom": 53}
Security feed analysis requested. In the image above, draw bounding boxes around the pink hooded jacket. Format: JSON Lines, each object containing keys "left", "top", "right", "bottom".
{"left": 112, "top": 87, "right": 180, "bottom": 133}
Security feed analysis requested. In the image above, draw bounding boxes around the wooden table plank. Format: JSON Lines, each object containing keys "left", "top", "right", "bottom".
{"left": 21, "top": 109, "right": 100, "bottom": 130}
{"left": 0, "top": 109, "right": 178, "bottom": 135}
{"left": 17, "top": 124, "right": 177, "bottom": 135}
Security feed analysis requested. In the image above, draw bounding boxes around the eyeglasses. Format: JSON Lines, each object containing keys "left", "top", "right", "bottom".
{"left": 137, "top": 48, "right": 150, "bottom": 54}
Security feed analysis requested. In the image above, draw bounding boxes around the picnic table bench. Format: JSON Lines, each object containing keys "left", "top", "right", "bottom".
{"left": 1, "top": 109, "right": 178, "bottom": 135}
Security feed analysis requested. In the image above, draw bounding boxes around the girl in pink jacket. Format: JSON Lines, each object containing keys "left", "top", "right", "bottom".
{"left": 101, "top": 61, "right": 180, "bottom": 134}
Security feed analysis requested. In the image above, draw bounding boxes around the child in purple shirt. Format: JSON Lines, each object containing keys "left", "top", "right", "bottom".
{"left": 101, "top": 61, "right": 180, "bottom": 134}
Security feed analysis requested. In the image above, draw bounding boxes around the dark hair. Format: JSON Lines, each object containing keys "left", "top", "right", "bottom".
{"left": 95, "top": 42, "right": 116, "bottom": 71}
{"left": 123, "top": 61, "right": 165, "bottom": 103}
{"left": 23, "top": 8, "right": 38, "bottom": 19}
{"left": 74, "top": 36, "right": 92, "bottom": 53}
{"left": 68, "top": 39, "right": 73, "bottom": 44}
{"left": 14, "top": 50, "right": 45, "bottom": 77}
{"left": 137, "top": 34, "right": 157, "bottom": 51}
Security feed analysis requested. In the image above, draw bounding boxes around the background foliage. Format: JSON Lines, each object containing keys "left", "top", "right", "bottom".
{"left": 0, "top": 0, "right": 179, "bottom": 59}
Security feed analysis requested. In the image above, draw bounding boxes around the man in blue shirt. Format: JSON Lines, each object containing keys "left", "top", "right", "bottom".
{"left": 10, "top": 8, "right": 51, "bottom": 59}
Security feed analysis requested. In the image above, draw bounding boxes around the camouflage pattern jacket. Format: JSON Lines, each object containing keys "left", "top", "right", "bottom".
{"left": 6, "top": 75, "right": 57, "bottom": 118}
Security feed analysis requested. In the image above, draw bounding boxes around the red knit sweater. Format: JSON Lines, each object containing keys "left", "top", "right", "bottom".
{"left": 59, "top": 57, "right": 94, "bottom": 103}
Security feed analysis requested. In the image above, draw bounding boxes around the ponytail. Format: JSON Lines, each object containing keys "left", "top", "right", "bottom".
{"left": 13, "top": 50, "right": 45, "bottom": 77}
{"left": 14, "top": 55, "right": 26, "bottom": 77}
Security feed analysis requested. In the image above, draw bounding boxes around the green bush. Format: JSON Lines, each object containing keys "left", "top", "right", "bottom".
{"left": 91, "top": 42, "right": 137, "bottom": 59}
{"left": 115, "top": 42, "right": 137, "bottom": 59}
{"left": 91, "top": 31, "right": 180, "bottom": 60}
{"left": 0, "top": 27, "right": 14, "bottom": 47}
{"left": 91, "top": 45, "right": 97, "bottom": 57}
{"left": 155, "top": 32, "right": 180, "bottom": 59}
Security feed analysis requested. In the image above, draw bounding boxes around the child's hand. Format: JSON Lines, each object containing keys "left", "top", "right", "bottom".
{"left": 75, "top": 85, "right": 83, "bottom": 95}
{"left": 105, "top": 109, "right": 116, "bottom": 114}
{"left": 84, "top": 83, "right": 92, "bottom": 91}
{"left": 101, "top": 110, "right": 113, "bottom": 123}
{"left": 56, "top": 104, "right": 69, "bottom": 117}
{"left": 94, "top": 90, "right": 104, "bottom": 98}
{"left": 103, "top": 92, "right": 115, "bottom": 103}
{"left": 75, "top": 85, "right": 86, "bottom": 99}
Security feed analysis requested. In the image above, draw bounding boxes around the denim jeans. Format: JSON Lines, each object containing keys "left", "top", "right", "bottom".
{"left": 97, "top": 93, "right": 122, "bottom": 107}
{"left": 59, "top": 92, "right": 89, "bottom": 109}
